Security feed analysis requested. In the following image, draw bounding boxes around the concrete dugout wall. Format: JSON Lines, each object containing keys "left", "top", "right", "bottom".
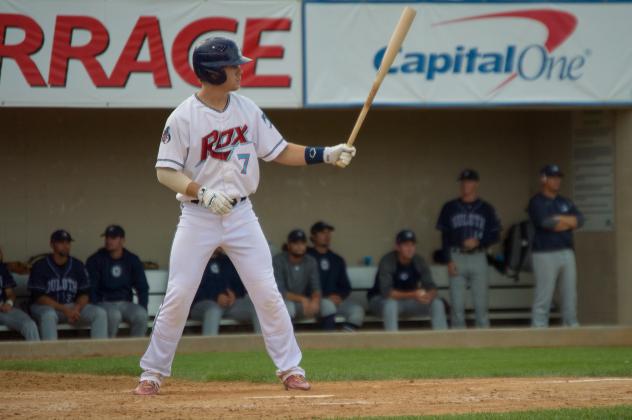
{"left": 0, "top": 107, "right": 629, "bottom": 324}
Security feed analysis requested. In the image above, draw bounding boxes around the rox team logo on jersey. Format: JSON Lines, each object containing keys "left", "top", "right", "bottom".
{"left": 200, "top": 125, "right": 250, "bottom": 162}
{"left": 374, "top": 9, "right": 585, "bottom": 95}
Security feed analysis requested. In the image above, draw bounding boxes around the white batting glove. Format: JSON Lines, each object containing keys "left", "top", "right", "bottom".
{"left": 324, "top": 144, "right": 357, "bottom": 168}
{"left": 197, "top": 187, "right": 234, "bottom": 215}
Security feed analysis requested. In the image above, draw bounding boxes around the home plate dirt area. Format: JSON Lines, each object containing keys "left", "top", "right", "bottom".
{"left": 3, "top": 371, "right": 632, "bottom": 419}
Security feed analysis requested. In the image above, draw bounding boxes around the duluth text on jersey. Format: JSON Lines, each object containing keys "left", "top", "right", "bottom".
{"left": 450, "top": 214, "right": 486, "bottom": 230}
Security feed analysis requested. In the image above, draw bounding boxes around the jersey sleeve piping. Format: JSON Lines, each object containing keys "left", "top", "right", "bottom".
{"left": 261, "top": 138, "right": 288, "bottom": 162}
{"left": 156, "top": 159, "right": 185, "bottom": 169}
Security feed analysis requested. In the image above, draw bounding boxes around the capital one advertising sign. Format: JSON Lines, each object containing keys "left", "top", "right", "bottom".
{"left": 304, "top": 2, "right": 632, "bottom": 106}
{"left": 0, "top": 0, "right": 302, "bottom": 108}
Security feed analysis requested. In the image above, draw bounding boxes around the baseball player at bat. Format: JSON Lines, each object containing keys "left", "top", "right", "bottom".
{"left": 134, "top": 37, "right": 356, "bottom": 395}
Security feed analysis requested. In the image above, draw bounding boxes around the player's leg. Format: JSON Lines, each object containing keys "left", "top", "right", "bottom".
{"left": 140, "top": 210, "right": 220, "bottom": 381}
{"left": 429, "top": 298, "right": 448, "bottom": 329}
{"left": 284, "top": 300, "right": 298, "bottom": 319}
{"left": 99, "top": 302, "right": 122, "bottom": 338}
{"left": 381, "top": 298, "right": 400, "bottom": 331}
{"left": 319, "top": 298, "right": 337, "bottom": 330}
{"left": 226, "top": 297, "right": 260, "bottom": 332}
{"left": 400, "top": 298, "right": 447, "bottom": 330}
{"left": 558, "top": 250, "right": 579, "bottom": 327}
{"left": 531, "top": 252, "right": 560, "bottom": 327}
{"left": 368, "top": 295, "right": 383, "bottom": 318}
{"left": 78, "top": 303, "right": 108, "bottom": 339}
{"left": 119, "top": 301, "right": 149, "bottom": 337}
{"left": 29, "top": 304, "right": 59, "bottom": 340}
{"left": 469, "top": 253, "right": 490, "bottom": 328}
{"left": 243, "top": 296, "right": 262, "bottom": 333}
{"left": 222, "top": 201, "right": 305, "bottom": 381}
{"left": 191, "top": 300, "right": 224, "bottom": 336}
{"left": 338, "top": 299, "right": 365, "bottom": 330}
{"left": 0, "top": 308, "right": 40, "bottom": 341}
{"left": 448, "top": 256, "right": 468, "bottom": 329}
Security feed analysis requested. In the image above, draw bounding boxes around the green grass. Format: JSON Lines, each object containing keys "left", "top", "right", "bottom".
{"left": 0, "top": 347, "right": 631, "bottom": 383}
{"left": 352, "top": 404, "right": 632, "bottom": 419}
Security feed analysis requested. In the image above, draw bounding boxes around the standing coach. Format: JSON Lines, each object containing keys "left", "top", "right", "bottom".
{"left": 436, "top": 169, "right": 501, "bottom": 329}
{"left": 528, "top": 164, "right": 584, "bottom": 328}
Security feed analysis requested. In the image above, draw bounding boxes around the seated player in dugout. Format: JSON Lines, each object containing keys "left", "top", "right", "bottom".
{"left": 368, "top": 230, "right": 448, "bottom": 331}
{"left": 0, "top": 246, "right": 40, "bottom": 340}
{"left": 307, "top": 221, "right": 364, "bottom": 331}
{"left": 190, "top": 248, "right": 260, "bottom": 335}
{"left": 273, "top": 229, "right": 324, "bottom": 324}
{"left": 28, "top": 230, "right": 108, "bottom": 340}
{"left": 86, "top": 225, "right": 149, "bottom": 338}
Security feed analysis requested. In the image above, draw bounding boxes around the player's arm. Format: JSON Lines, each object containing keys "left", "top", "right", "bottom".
{"left": 156, "top": 168, "right": 233, "bottom": 215}
{"left": 274, "top": 143, "right": 356, "bottom": 168}
{"left": 389, "top": 289, "right": 419, "bottom": 300}
{"left": 156, "top": 168, "right": 200, "bottom": 197}
{"left": 553, "top": 215, "right": 577, "bottom": 231}
{"left": 3, "top": 287, "right": 16, "bottom": 303}
{"left": 0, "top": 288, "right": 16, "bottom": 312}
{"left": 285, "top": 291, "right": 308, "bottom": 303}
{"left": 34, "top": 294, "right": 67, "bottom": 312}
{"left": 74, "top": 293, "right": 89, "bottom": 312}
{"left": 556, "top": 205, "right": 584, "bottom": 231}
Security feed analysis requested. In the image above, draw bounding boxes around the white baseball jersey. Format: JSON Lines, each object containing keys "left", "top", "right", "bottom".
{"left": 156, "top": 93, "right": 288, "bottom": 201}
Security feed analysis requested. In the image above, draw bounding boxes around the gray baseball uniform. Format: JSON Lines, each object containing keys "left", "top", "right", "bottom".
{"left": 273, "top": 252, "right": 322, "bottom": 319}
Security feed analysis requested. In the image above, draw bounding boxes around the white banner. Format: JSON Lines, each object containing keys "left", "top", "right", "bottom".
{"left": 304, "top": 2, "right": 632, "bottom": 106}
{"left": 0, "top": 0, "right": 302, "bottom": 108}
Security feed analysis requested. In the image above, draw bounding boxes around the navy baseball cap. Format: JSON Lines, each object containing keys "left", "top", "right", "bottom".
{"left": 101, "top": 224, "right": 125, "bottom": 238}
{"left": 458, "top": 169, "right": 480, "bottom": 181}
{"left": 287, "top": 229, "right": 307, "bottom": 243}
{"left": 396, "top": 229, "right": 416, "bottom": 244}
{"left": 310, "top": 221, "right": 335, "bottom": 235}
{"left": 540, "top": 164, "right": 564, "bottom": 177}
{"left": 50, "top": 229, "right": 73, "bottom": 243}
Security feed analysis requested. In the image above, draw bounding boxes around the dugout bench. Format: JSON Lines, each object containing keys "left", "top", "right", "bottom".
{"left": 1, "top": 266, "right": 557, "bottom": 336}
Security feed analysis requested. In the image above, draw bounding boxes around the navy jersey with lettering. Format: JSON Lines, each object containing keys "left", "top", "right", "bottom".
{"left": 86, "top": 248, "right": 149, "bottom": 309}
{"left": 528, "top": 193, "right": 584, "bottom": 252}
{"left": 306, "top": 248, "right": 351, "bottom": 299}
{"left": 193, "top": 254, "right": 246, "bottom": 303}
{"left": 0, "top": 262, "right": 17, "bottom": 302}
{"left": 436, "top": 198, "right": 501, "bottom": 260}
{"left": 28, "top": 255, "right": 90, "bottom": 304}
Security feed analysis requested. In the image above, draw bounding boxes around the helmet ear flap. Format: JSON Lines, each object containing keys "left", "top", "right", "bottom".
{"left": 205, "top": 68, "right": 227, "bottom": 85}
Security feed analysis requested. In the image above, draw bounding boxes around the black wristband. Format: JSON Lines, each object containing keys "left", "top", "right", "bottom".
{"left": 304, "top": 146, "right": 325, "bottom": 165}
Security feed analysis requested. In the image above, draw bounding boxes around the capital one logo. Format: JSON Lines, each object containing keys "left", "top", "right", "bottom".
{"left": 200, "top": 125, "right": 250, "bottom": 162}
{"left": 376, "top": 9, "right": 588, "bottom": 94}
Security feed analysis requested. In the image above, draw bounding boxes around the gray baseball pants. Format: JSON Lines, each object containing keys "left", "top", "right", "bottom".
{"left": 369, "top": 296, "right": 448, "bottom": 331}
{"left": 531, "top": 249, "right": 579, "bottom": 328}
{"left": 0, "top": 308, "right": 40, "bottom": 341}
{"left": 449, "top": 251, "right": 490, "bottom": 328}
{"left": 190, "top": 297, "right": 261, "bottom": 335}
{"left": 30, "top": 303, "right": 108, "bottom": 340}
{"left": 98, "top": 301, "right": 148, "bottom": 338}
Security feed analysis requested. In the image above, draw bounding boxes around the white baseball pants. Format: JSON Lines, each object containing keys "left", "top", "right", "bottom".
{"left": 139, "top": 200, "right": 305, "bottom": 382}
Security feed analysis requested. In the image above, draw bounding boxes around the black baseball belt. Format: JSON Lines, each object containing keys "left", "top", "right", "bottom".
{"left": 451, "top": 247, "right": 484, "bottom": 254}
{"left": 190, "top": 197, "right": 247, "bottom": 205}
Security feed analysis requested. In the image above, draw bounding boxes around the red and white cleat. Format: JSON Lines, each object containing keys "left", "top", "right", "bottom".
{"left": 282, "top": 374, "right": 311, "bottom": 391}
{"left": 133, "top": 380, "right": 160, "bottom": 396}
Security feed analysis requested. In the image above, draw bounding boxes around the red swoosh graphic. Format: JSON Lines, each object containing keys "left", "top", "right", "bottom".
{"left": 434, "top": 10, "right": 578, "bottom": 95}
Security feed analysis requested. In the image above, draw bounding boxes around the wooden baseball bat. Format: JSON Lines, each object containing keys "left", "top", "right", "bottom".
{"left": 346, "top": 6, "right": 417, "bottom": 146}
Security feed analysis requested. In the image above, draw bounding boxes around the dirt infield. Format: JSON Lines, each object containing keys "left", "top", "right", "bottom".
{"left": 3, "top": 371, "right": 632, "bottom": 419}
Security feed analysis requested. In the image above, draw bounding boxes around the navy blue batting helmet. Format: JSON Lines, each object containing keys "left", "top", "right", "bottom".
{"left": 192, "top": 37, "right": 251, "bottom": 85}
